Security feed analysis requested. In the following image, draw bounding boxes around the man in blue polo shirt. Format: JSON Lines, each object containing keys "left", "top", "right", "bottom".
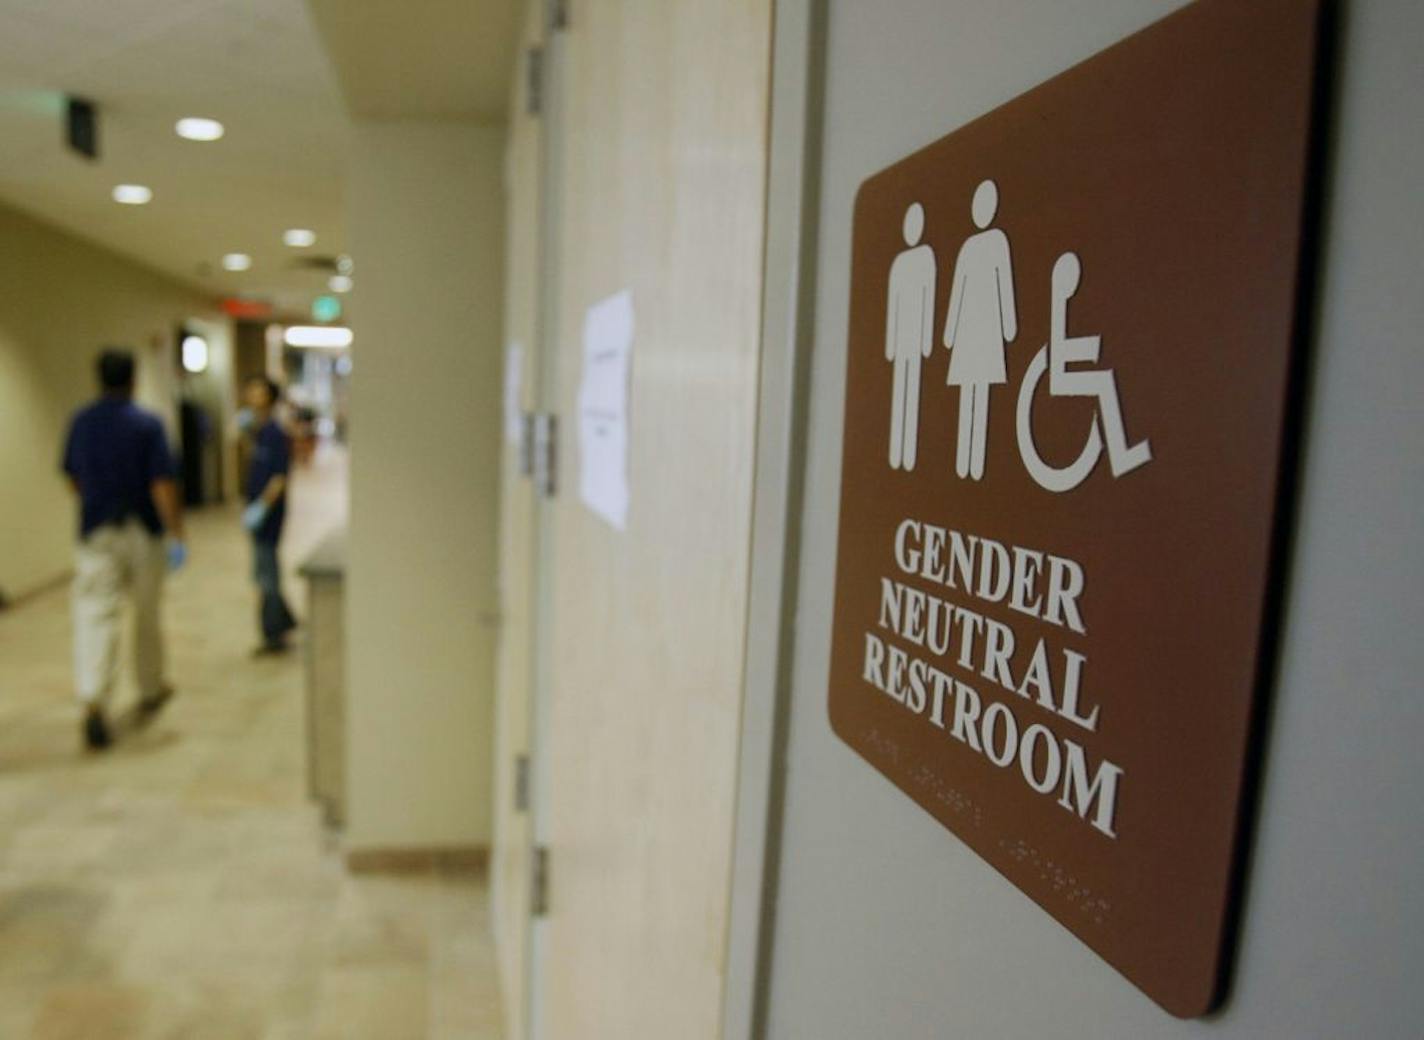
{"left": 61, "top": 349, "right": 185, "bottom": 750}
{"left": 241, "top": 375, "right": 297, "bottom": 653}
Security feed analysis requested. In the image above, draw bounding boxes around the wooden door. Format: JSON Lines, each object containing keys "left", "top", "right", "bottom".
{"left": 528, "top": 2, "right": 773, "bottom": 1036}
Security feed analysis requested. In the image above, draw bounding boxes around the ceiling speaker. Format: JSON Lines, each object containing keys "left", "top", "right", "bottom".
{"left": 66, "top": 97, "right": 98, "bottom": 160}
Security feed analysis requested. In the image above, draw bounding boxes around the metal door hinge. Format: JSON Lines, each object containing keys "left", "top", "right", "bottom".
{"left": 519, "top": 412, "right": 537, "bottom": 476}
{"left": 532, "top": 413, "right": 558, "bottom": 498}
{"left": 514, "top": 754, "right": 531, "bottom": 812}
{"left": 531, "top": 846, "right": 550, "bottom": 917}
{"left": 547, "top": 0, "right": 569, "bottom": 32}
{"left": 525, "top": 47, "right": 544, "bottom": 116}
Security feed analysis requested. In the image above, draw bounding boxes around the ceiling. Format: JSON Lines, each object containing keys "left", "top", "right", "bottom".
{"left": 0, "top": 0, "right": 349, "bottom": 316}
{"left": 307, "top": 0, "right": 520, "bottom": 122}
{"left": 0, "top": 0, "right": 522, "bottom": 320}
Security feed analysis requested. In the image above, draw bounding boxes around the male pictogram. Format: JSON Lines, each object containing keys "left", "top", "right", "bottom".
{"left": 884, "top": 202, "right": 937, "bottom": 470}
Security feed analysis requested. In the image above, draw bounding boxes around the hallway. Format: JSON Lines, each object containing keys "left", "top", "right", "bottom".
{"left": 0, "top": 451, "right": 502, "bottom": 1039}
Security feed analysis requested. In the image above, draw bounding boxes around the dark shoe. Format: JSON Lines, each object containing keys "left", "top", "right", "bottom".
{"left": 252, "top": 640, "right": 291, "bottom": 657}
{"left": 137, "top": 684, "right": 175, "bottom": 723}
{"left": 83, "top": 709, "right": 112, "bottom": 751}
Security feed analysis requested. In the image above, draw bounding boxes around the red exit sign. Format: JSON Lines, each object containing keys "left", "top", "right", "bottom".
{"left": 221, "top": 297, "right": 273, "bottom": 320}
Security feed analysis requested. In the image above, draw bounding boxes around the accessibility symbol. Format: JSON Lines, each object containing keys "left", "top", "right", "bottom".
{"left": 1016, "top": 251, "right": 1152, "bottom": 493}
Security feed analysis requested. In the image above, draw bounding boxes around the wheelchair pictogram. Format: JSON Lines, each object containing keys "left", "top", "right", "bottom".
{"left": 1016, "top": 346, "right": 1104, "bottom": 493}
{"left": 1015, "top": 252, "right": 1151, "bottom": 493}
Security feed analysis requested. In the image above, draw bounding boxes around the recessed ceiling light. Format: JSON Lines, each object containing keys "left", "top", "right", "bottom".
{"left": 283, "top": 228, "right": 317, "bottom": 248}
{"left": 176, "top": 117, "right": 224, "bottom": 141}
{"left": 285, "top": 325, "right": 353, "bottom": 348}
{"left": 328, "top": 274, "right": 353, "bottom": 293}
{"left": 222, "top": 253, "right": 252, "bottom": 272}
{"left": 112, "top": 184, "right": 152, "bottom": 205}
{"left": 335, "top": 254, "right": 354, "bottom": 275}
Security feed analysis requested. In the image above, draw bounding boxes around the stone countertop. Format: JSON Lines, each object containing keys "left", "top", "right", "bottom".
{"left": 298, "top": 527, "right": 347, "bottom": 579}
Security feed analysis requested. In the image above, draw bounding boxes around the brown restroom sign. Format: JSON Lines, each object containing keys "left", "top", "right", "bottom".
{"left": 826, "top": 0, "right": 1326, "bottom": 1018}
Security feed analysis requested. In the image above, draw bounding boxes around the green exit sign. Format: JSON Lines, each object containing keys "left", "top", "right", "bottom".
{"left": 312, "top": 295, "right": 342, "bottom": 323}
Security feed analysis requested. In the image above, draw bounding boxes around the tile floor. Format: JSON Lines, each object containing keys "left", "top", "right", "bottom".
{"left": 0, "top": 448, "right": 503, "bottom": 1039}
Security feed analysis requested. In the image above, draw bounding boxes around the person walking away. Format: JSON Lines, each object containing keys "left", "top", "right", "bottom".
{"left": 241, "top": 376, "right": 297, "bottom": 653}
{"left": 62, "top": 349, "right": 185, "bottom": 751}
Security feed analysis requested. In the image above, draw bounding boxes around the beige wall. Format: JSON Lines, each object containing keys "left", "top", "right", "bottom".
{"left": 344, "top": 122, "right": 506, "bottom": 851}
{"left": 0, "top": 200, "right": 226, "bottom": 601}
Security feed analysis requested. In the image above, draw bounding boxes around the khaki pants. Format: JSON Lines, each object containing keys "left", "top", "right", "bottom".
{"left": 73, "top": 520, "right": 166, "bottom": 707}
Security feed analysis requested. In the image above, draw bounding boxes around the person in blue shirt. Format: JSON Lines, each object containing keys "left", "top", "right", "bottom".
{"left": 61, "top": 349, "right": 185, "bottom": 750}
{"left": 241, "top": 375, "right": 297, "bottom": 653}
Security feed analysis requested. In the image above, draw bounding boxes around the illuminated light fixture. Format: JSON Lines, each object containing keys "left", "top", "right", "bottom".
{"left": 284, "top": 325, "right": 353, "bottom": 348}
{"left": 311, "top": 295, "right": 342, "bottom": 323}
{"left": 283, "top": 228, "right": 316, "bottom": 248}
{"left": 112, "top": 184, "right": 152, "bottom": 205}
{"left": 221, "top": 296, "right": 273, "bottom": 319}
{"left": 328, "top": 274, "right": 353, "bottom": 293}
{"left": 181, "top": 335, "right": 209, "bottom": 374}
{"left": 222, "top": 253, "right": 252, "bottom": 272}
{"left": 175, "top": 117, "right": 224, "bottom": 141}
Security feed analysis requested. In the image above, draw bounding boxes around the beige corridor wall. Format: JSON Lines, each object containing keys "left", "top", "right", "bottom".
{"left": 344, "top": 122, "right": 506, "bottom": 851}
{"left": 0, "top": 200, "right": 222, "bottom": 601}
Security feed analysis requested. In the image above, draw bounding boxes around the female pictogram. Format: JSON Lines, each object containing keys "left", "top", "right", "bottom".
{"left": 943, "top": 179, "right": 1018, "bottom": 481}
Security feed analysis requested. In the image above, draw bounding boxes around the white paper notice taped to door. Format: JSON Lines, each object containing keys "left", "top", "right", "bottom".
{"left": 576, "top": 290, "right": 633, "bottom": 529}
